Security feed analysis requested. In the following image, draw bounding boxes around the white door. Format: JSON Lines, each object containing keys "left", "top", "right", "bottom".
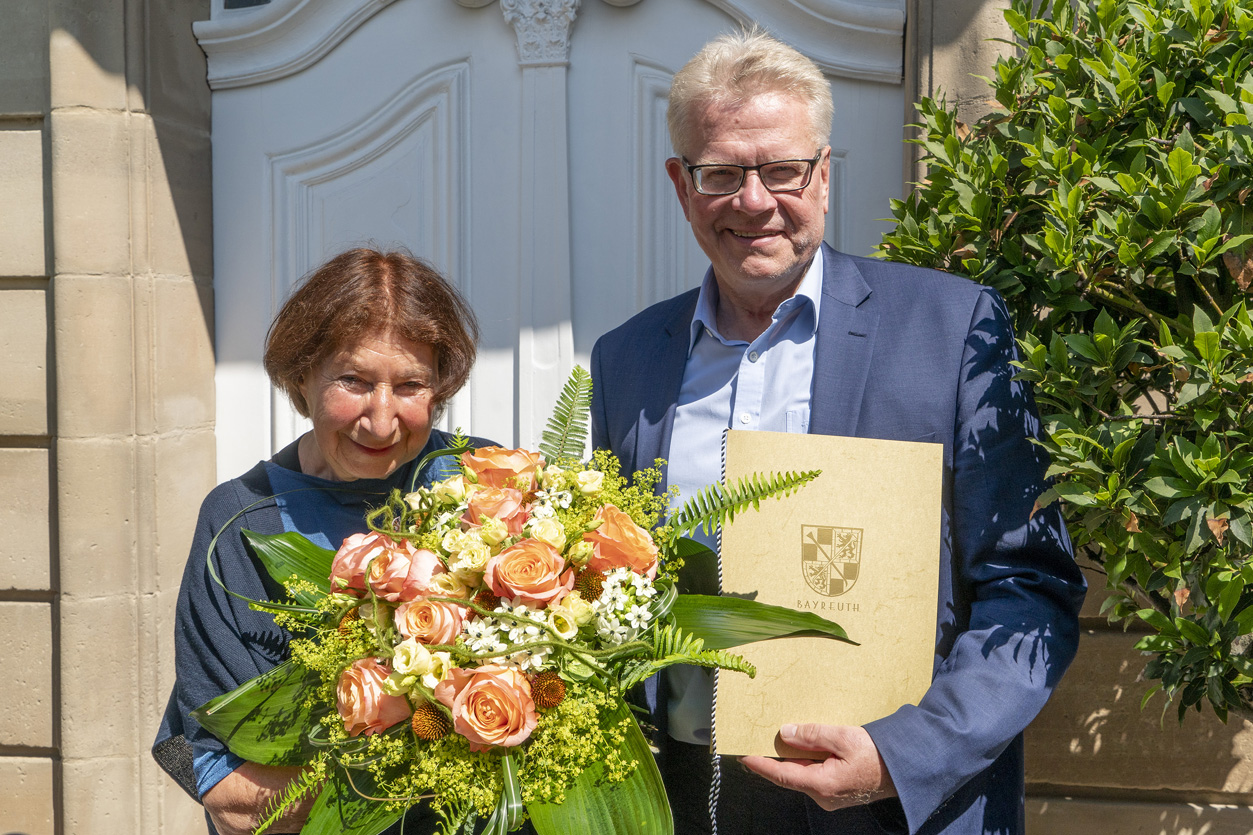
{"left": 197, "top": 0, "right": 906, "bottom": 481}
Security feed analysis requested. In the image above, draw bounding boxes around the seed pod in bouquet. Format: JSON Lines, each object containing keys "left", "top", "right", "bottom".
{"left": 530, "top": 671, "right": 567, "bottom": 709}
{"left": 411, "top": 699, "right": 452, "bottom": 741}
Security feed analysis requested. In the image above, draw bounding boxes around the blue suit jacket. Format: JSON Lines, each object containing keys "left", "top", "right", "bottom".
{"left": 589, "top": 244, "right": 1085, "bottom": 835}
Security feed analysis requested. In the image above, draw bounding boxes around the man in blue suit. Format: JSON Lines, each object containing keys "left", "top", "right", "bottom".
{"left": 589, "top": 29, "right": 1086, "bottom": 835}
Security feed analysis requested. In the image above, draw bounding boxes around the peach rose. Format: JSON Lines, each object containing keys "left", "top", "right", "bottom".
{"left": 433, "top": 664, "right": 537, "bottom": 751}
{"left": 395, "top": 597, "right": 467, "bottom": 645}
{"left": 336, "top": 657, "right": 412, "bottom": 736}
{"left": 369, "top": 544, "right": 447, "bottom": 603}
{"left": 330, "top": 532, "right": 390, "bottom": 596}
{"left": 462, "top": 446, "right": 544, "bottom": 491}
{"left": 484, "top": 538, "right": 574, "bottom": 608}
{"left": 583, "top": 505, "right": 659, "bottom": 579}
{"left": 464, "top": 486, "right": 528, "bottom": 537}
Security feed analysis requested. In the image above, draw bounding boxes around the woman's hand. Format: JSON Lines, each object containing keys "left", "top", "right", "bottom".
{"left": 740, "top": 724, "right": 896, "bottom": 811}
{"left": 202, "top": 762, "right": 316, "bottom": 835}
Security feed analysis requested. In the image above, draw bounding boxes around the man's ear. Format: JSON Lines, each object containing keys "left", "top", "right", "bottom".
{"left": 665, "top": 157, "right": 693, "bottom": 222}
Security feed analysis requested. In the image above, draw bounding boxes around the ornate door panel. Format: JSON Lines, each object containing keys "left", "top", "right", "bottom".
{"left": 197, "top": 0, "right": 905, "bottom": 481}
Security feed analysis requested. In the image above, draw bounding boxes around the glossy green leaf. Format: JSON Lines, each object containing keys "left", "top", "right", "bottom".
{"left": 191, "top": 660, "right": 327, "bottom": 765}
{"left": 670, "top": 595, "right": 854, "bottom": 651}
{"left": 243, "top": 529, "right": 336, "bottom": 606}
{"left": 528, "top": 697, "right": 672, "bottom": 835}
{"left": 302, "top": 766, "right": 405, "bottom": 835}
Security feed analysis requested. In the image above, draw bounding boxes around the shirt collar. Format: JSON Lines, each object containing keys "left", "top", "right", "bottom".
{"left": 688, "top": 252, "right": 824, "bottom": 354}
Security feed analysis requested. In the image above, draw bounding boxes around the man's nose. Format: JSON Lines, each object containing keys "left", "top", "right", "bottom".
{"left": 734, "top": 170, "right": 776, "bottom": 212}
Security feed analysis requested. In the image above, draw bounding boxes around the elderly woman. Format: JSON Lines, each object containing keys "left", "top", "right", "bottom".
{"left": 154, "top": 248, "right": 485, "bottom": 834}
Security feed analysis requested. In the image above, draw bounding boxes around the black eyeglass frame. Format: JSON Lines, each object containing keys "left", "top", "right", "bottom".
{"left": 681, "top": 150, "right": 826, "bottom": 196}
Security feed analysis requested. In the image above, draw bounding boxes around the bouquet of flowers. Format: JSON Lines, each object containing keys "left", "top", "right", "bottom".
{"left": 194, "top": 369, "right": 853, "bottom": 835}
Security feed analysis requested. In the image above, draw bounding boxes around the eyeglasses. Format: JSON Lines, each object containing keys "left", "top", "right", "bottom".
{"left": 682, "top": 151, "right": 824, "bottom": 196}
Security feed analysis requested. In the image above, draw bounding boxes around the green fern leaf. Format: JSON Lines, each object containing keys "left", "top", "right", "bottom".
{"left": 620, "top": 625, "right": 756, "bottom": 689}
{"left": 666, "top": 469, "right": 820, "bottom": 543}
{"left": 539, "top": 366, "right": 593, "bottom": 462}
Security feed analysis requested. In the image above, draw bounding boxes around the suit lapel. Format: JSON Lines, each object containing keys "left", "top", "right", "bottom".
{"left": 632, "top": 291, "right": 697, "bottom": 486}
{"left": 810, "top": 245, "right": 878, "bottom": 437}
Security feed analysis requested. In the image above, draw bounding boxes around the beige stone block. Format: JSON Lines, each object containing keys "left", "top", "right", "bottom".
{"left": 146, "top": 118, "right": 214, "bottom": 281}
{"left": 57, "top": 437, "right": 136, "bottom": 598}
{"left": 48, "top": 0, "right": 127, "bottom": 111}
{"left": 61, "top": 755, "right": 139, "bottom": 834}
{"left": 929, "top": 0, "right": 1010, "bottom": 124}
{"left": 1027, "top": 797, "right": 1253, "bottom": 835}
{"left": 0, "top": 3, "right": 48, "bottom": 113}
{"left": 53, "top": 273, "right": 135, "bottom": 436}
{"left": 0, "top": 757, "right": 55, "bottom": 835}
{"left": 141, "top": 2, "right": 212, "bottom": 128}
{"left": 140, "top": 745, "right": 206, "bottom": 833}
{"left": 50, "top": 109, "right": 132, "bottom": 277}
{"left": 0, "top": 129, "right": 47, "bottom": 277}
{"left": 60, "top": 596, "right": 140, "bottom": 760}
{"left": 153, "top": 278, "right": 215, "bottom": 430}
{"left": 150, "top": 429, "right": 215, "bottom": 594}
{"left": 0, "top": 287, "right": 49, "bottom": 435}
{"left": 0, "top": 602, "right": 54, "bottom": 748}
{"left": 1026, "top": 629, "right": 1253, "bottom": 797}
{"left": 0, "top": 448, "right": 52, "bottom": 590}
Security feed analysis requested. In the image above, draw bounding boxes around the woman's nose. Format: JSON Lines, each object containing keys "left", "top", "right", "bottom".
{"left": 360, "top": 385, "right": 398, "bottom": 435}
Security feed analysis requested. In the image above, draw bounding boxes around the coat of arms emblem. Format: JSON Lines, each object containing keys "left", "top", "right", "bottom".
{"left": 801, "top": 525, "right": 863, "bottom": 596}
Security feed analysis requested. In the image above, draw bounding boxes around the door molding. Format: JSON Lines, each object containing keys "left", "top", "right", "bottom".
{"left": 196, "top": 0, "right": 906, "bottom": 90}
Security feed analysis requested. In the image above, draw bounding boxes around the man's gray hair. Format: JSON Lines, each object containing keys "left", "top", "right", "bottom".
{"left": 667, "top": 26, "right": 834, "bottom": 159}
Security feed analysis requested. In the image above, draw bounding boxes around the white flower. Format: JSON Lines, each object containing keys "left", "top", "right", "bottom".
{"left": 449, "top": 541, "right": 491, "bottom": 576}
{"left": 562, "top": 591, "right": 596, "bottom": 626}
{"left": 527, "top": 517, "right": 567, "bottom": 550}
{"left": 403, "top": 488, "right": 429, "bottom": 511}
{"left": 546, "top": 602, "right": 580, "bottom": 640}
{"left": 478, "top": 517, "right": 509, "bottom": 546}
{"left": 429, "top": 571, "right": 471, "bottom": 598}
{"left": 575, "top": 470, "right": 604, "bottom": 495}
{"left": 442, "top": 529, "right": 470, "bottom": 554}
{"left": 566, "top": 540, "right": 595, "bottom": 568}
{"left": 421, "top": 651, "right": 454, "bottom": 689}
{"left": 626, "top": 603, "right": 652, "bottom": 629}
{"left": 431, "top": 475, "right": 468, "bottom": 504}
{"left": 392, "top": 638, "right": 433, "bottom": 676}
{"left": 540, "top": 465, "right": 565, "bottom": 489}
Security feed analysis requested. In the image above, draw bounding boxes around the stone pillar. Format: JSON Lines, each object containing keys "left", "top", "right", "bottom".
{"left": 502, "top": 0, "right": 578, "bottom": 447}
{"left": 0, "top": 1, "right": 214, "bottom": 832}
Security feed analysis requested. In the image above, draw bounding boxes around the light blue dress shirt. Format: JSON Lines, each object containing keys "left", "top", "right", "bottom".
{"left": 664, "top": 254, "right": 823, "bottom": 745}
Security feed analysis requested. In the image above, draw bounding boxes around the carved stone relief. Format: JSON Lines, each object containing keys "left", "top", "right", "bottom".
{"left": 500, "top": 0, "right": 581, "bottom": 66}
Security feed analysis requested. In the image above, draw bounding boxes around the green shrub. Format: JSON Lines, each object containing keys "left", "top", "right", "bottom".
{"left": 879, "top": 0, "right": 1253, "bottom": 720}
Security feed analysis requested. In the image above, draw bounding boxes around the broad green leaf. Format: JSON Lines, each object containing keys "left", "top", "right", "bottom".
{"left": 191, "top": 660, "right": 327, "bottom": 765}
{"left": 302, "top": 766, "right": 405, "bottom": 835}
{"left": 243, "top": 530, "right": 335, "bottom": 606}
{"left": 1176, "top": 618, "right": 1212, "bottom": 647}
{"left": 1218, "top": 578, "right": 1242, "bottom": 623}
{"left": 670, "top": 595, "right": 854, "bottom": 651}
{"left": 1136, "top": 608, "right": 1174, "bottom": 634}
{"left": 528, "top": 697, "right": 672, "bottom": 835}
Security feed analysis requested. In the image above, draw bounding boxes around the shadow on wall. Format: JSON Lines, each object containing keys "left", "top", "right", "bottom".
{"left": 1026, "top": 627, "right": 1253, "bottom": 801}
{"left": 53, "top": 0, "right": 214, "bottom": 349}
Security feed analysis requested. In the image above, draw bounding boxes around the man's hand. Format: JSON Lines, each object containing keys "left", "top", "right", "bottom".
{"left": 740, "top": 724, "right": 896, "bottom": 811}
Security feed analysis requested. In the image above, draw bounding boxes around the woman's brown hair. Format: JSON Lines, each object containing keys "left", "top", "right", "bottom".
{"left": 264, "top": 248, "right": 478, "bottom": 417}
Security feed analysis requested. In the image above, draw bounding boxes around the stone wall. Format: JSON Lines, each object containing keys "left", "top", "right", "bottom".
{"left": 0, "top": 1, "right": 213, "bottom": 832}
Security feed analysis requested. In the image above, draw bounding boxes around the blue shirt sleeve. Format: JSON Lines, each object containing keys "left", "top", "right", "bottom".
{"left": 194, "top": 747, "right": 247, "bottom": 797}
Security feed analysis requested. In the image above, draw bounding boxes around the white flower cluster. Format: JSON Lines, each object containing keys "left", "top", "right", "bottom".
{"left": 461, "top": 604, "right": 556, "bottom": 672}
{"left": 591, "top": 567, "right": 658, "bottom": 645}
